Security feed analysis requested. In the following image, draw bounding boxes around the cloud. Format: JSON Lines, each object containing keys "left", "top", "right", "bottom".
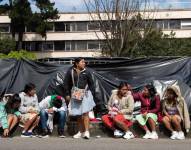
{"left": 51, "top": 0, "right": 86, "bottom": 12}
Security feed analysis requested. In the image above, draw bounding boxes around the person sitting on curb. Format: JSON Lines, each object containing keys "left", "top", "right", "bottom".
{"left": 133, "top": 84, "right": 161, "bottom": 139}
{"left": 19, "top": 83, "right": 40, "bottom": 137}
{"left": 162, "top": 85, "right": 190, "bottom": 140}
{"left": 102, "top": 82, "right": 135, "bottom": 139}
{"left": 39, "top": 95, "right": 67, "bottom": 138}
{"left": 0, "top": 94, "right": 21, "bottom": 137}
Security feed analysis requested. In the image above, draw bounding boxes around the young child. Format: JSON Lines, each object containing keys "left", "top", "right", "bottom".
{"left": 19, "top": 83, "right": 40, "bottom": 137}
{"left": 102, "top": 82, "right": 134, "bottom": 139}
{"left": 133, "top": 84, "right": 161, "bottom": 139}
{"left": 0, "top": 94, "right": 21, "bottom": 137}
{"left": 39, "top": 95, "right": 67, "bottom": 138}
{"left": 162, "top": 85, "right": 190, "bottom": 140}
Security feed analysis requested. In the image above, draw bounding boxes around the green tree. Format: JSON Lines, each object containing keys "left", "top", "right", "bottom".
{"left": 0, "top": 33, "right": 16, "bottom": 54}
{"left": 0, "top": 0, "right": 59, "bottom": 50}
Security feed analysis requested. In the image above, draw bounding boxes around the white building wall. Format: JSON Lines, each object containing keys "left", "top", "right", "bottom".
{"left": 1, "top": 10, "right": 191, "bottom": 58}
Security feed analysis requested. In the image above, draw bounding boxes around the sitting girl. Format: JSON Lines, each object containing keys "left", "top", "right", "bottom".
{"left": 102, "top": 82, "right": 134, "bottom": 139}
{"left": 162, "top": 85, "right": 190, "bottom": 140}
{"left": 133, "top": 84, "right": 161, "bottom": 139}
{"left": 0, "top": 94, "right": 21, "bottom": 137}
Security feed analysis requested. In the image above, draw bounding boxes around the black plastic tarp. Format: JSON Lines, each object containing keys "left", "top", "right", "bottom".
{"left": 0, "top": 57, "right": 191, "bottom": 114}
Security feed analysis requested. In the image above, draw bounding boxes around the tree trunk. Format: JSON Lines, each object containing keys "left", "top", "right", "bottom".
{"left": 17, "top": 32, "right": 24, "bottom": 50}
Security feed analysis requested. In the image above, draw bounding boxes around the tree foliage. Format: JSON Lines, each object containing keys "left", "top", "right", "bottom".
{"left": 0, "top": 0, "right": 59, "bottom": 50}
{"left": 0, "top": 49, "right": 36, "bottom": 59}
{"left": 0, "top": 34, "right": 16, "bottom": 54}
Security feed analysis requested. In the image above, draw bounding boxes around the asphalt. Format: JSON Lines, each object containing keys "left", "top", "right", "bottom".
{"left": 0, "top": 137, "right": 190, "bottom": 150}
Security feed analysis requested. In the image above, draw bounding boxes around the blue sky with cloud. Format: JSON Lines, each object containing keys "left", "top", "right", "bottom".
{"left": 52, "top": 0, "right": 191, "bottom": 12}
{"left": 0, "top": 0, "right": 191, "bottom": 12}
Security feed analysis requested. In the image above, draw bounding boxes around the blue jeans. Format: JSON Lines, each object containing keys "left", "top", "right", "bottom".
{"left": 40, "top": 109, "right": 66, "bottom": 130}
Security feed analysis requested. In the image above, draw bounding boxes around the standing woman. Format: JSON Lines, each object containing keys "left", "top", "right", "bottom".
{"left": 162, "top": 85, "right": 190, "bottom": 140}
{"left": 64, "top": 58, "right": 96, "bottom": 139}
{"left": 19, "top": 83, "right": 40, "bottom": 137}
{"left": 0, "top": 94, "right": 21, "bottom": 137}
{"left": 133, "top": 84, "right": 161, "bottom": 139}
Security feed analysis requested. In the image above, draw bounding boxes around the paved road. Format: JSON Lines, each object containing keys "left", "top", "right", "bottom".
{"left": 0, "top": 137, "right": 190, "bottom": 150}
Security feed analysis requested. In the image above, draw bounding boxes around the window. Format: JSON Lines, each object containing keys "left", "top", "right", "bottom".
{"left": 0, "top": 24, "right": 10, "bottom": 32}
{"left": 181, "top": 20, "right": 191, "bottom": 29}
{"left": 163, "top": 20, "right": 169, "bottom": 29}
{"left": 169, "top": 20, "right": 181, "bottom": 29}
{"left": 88, "top": 22, "right": 100, "bottom": 31}
{"left": 65, "top": 41, "right": 71, "bottom": 51}
{"left": 42, "top": 41, "right": 54, "bottom": 51}
{"left": 24, "top": 42, "right": 42, "bottom": 51}
{"left": 54, "top": 41, "right": 65, "bottom": 50}
{"left": 76, "top": 22, "right": 87, "bottom": 31}
{"left": 156, "top": 20, "right": 164, "bottom": 29}
{"left": 76, "top": 41, "right": 87, "bottom": 50}
{"left": 70, "top": 23, "right": 76, "bottom": 31}
{"left": 55, "top": 22, "right": 65, "bottom": 31}
{"left": 88, "top": 41, "right": 100, "bottom": 50}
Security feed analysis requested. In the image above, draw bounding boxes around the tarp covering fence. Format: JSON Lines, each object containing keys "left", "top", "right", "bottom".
{"left": 0, "top": 57, "right": 191, "bottom": 114}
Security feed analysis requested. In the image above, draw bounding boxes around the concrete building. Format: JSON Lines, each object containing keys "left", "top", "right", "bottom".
{"left": 0, "top": 9, "right": 191, "bottom": 58}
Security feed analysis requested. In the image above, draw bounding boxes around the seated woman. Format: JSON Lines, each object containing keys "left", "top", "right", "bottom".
{"left": 0, "top": 94, "right": 21, "bottom": 137}
{"left": 39, "top": 95, "right": 67, "bottom": 138}
{"left": 133, "top": 84, "right": 161, "bottom": 139}
{"left": 19, "top": 83, "right": 40, "bottom": 137}
{"left": 162, "top": 85, "right": 190, "bottom": 140}
{"left": 102, "top": 82, "right": 135, "bottom": 139}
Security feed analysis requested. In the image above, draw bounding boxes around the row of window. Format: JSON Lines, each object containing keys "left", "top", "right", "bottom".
{"left": 1, "top": 19, "right": 191, "bottom": 33}
{"left": 24, "top": 40, "right": 102, "bottom": 51}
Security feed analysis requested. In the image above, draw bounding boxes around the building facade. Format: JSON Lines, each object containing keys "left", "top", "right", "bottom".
{"left": 0, "top": 9, "right": 191, "bottom": 58}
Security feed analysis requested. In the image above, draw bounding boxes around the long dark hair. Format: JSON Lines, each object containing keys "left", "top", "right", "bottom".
{"left": 145, "top": 83, "right": 157, "bottom": 101}
{"left": 5, "top": 94, "right": 21, "bottom": 113}
{"left": 23, "top": 83, "right": 36, "bottom": 94}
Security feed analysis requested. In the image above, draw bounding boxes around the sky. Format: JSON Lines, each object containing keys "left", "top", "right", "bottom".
{"left": 1, "top": 0, "right": 191, "bottom": 12}
{"left": 52, "top": 0, "right": 191, "bottom": 12}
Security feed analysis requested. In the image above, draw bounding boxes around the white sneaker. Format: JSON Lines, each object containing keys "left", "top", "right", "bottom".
{"left": 143, "top": 131, "right": 151, "bottom": 139}
{"left": 123, "top": 131, "right": 135, "bottom": 140}
{"left": 177, "top": 131, "right": 185, "bottom": 140}
{"left": 170, "top": 131, "right": 178, "bottom": 140}
{"left": 150, "top": 131, "right": 158, "bottom": 139}
{"left": 83, "top": 131, "right": 90, "bottom": 139}
{"left": 114, "top": 129, "right": 124, "bottom": 138}
{"left": 73, "top": 131, "right": 84, "bottom": 139}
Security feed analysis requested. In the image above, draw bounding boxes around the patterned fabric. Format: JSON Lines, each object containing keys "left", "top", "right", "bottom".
{"left": 68, "top": 90, "right": 95, "bottom": 116}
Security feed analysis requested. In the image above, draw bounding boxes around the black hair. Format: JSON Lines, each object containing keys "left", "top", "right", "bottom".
{"left": 23, "top": 83, "right": 36, "bottom": 94}
{"left": 118, "top": 82, "right": 129, "bottom": 89}
{"left": 5, "top": 93, "right": 21, "bottom": 113}
{"left": 73, "top": 57, "right": 84, "bottom": 68}
{"left": 145, "top": 84, "right": 157, "bottom": 97}
{"left": 52, "top": 98, "right": 62, "bottom": 108}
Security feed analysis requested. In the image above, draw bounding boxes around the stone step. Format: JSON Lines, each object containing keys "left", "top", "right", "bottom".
{"left": 1, "top": 121, "right": 191, "bottom": 138}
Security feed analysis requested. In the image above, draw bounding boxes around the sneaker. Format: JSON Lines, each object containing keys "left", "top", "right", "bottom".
{"left": 114, "top": 129, "right": 124, "bottom": 138}
{"left": 58, "top": 129, "right": 66, "bottom": 138}
{"left": 73, "top": 131, "right": 83, "bottom": 139}
{"left": 143, "top": 131, "right": 151, "bottom": 139}
{"left": 177, "top": 131, "right": 185, "bottom": 140}
{"left": 83, "top": 131, "right": 90, "bottom": 139}
{"left": 170, "top": 131, "right": 178, "bottom": 140}
{"left": 39, "top": 129, "right": 49, "bottom": 138}
{"left": 21, "top": 132, "right": 32, "bottom": 138}
{"left": 123, "top": 131, "right": 135, "bottom": 140}
{"left": 149, "top": 131, "right": 158, "bottom": 139}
